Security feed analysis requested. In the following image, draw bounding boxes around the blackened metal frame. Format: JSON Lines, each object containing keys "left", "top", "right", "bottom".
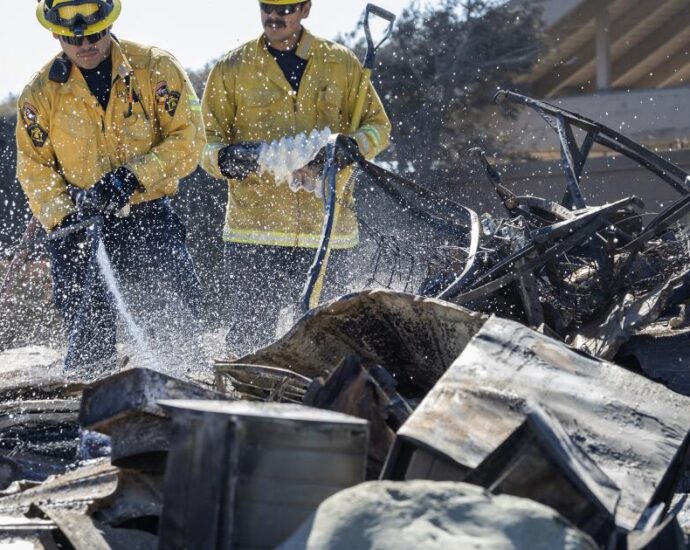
{"left": 494, "top": 90, "right": 690, "bottom": 205}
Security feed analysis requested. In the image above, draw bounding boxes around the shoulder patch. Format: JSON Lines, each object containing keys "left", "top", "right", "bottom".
{"left": 155, "top": 81, "right": 169, "bottom": 102}
{"left": 27, "top": 123, "right": 48, "bottom": 147}
{"left": 22, "top": 103, "right": 38, "bottom": 125}
{"left": 165, "top": 91, "right": 180, "bottom": 116}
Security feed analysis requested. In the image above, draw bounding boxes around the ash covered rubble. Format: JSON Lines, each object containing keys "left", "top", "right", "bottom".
{"left": 3, "top": 92, "right": 690, "bottom": 549}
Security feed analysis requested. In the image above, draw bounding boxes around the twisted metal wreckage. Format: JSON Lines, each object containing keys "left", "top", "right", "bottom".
{"left": 3, "top": 92, "right": 690, "bottom": 548}
{"left": 337, "top": 89, "right": 690, "bottom": 361}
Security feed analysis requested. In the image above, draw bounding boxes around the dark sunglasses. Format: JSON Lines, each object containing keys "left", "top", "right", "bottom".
{"left": 60, "top": 28, "right": 109, "bottom": 46}
{"left": 260, "top": 2, "right": 305, "bottom": 16}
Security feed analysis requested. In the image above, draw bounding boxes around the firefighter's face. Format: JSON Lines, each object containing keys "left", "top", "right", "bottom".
{"left": 55, "top": 30, "right": 113, "bottom": 70}
{"left": 261, "top": 2, "right": 311, "bottom": 48}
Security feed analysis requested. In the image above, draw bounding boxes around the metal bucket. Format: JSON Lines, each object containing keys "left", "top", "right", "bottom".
{"left": 158, "top": 400, "right": 369, "bottom": 549}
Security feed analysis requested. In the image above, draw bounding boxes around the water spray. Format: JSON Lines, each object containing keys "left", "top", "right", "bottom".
{"left": 49, "top": 215, "right": 161, "bottom": 371}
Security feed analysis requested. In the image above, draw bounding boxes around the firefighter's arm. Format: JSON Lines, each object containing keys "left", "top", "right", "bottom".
{"left": 125, "top": 53, "right": 205, "bottom": 193}
{"left": 200, "top": 58, "right": 237, "bottom": 181}
{"left": 345, "top": 54, "right": 391, "bottom": 160}
{"left": 15, "top": 89, "right": 76, "bottom": 231}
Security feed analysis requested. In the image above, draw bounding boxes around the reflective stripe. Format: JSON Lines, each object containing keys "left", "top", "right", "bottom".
{"left": 358, "top": 125, "right": 382, "bottom": 149}
{"left": 204, "top": 143, "right": 224, "bottom": 172}
{"left": 223, "top": 226, "right": 359, "bottom": 249}
{"left": 188, "top": 94, "right": 201, "bottom": 112}
{"left": 152, "top": 152, "right": 165, "bottom": 173}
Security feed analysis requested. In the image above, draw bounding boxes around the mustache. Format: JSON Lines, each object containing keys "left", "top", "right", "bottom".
{"left": 264, "top": 19, "right": 287, "bottom": 28}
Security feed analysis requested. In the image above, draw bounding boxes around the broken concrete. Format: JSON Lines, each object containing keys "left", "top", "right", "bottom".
{"left": 278, "top": 481, "right": 598, "bottom": 550}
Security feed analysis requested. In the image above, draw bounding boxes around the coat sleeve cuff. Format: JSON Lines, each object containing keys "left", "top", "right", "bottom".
{"left": 353, "top": 125, "right": 385, "bottom": 160}
{"left": 41, "top": 193, "right": 76, "bottom": 231}
{"left": 126, "top": 153, "right": 166, "bottom": 192}
{"left": 202, "top": 143, "right": 226, "bottom": 180}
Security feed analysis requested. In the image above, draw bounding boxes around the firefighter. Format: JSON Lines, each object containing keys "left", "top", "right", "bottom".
{"left": 201, "top": 0, "right": 391, "bottom": 354}
{"left": 16, "top": 0, "right": 205, "bottom": 374}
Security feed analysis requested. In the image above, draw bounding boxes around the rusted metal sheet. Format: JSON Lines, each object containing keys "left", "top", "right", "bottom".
{"left": 79, "top": 368, "right": 228, "bottom": 470}
{"left": 618, "top": 324, "right": 690, "bottom": 396}
{"left": 241, "top": 289, "right": 487, "bottom": 396}
{"left": 158, "top": 400, "right": 369, "bottom": 550}
{"left": 383, "top": 316, "right": 690, "bottom": 532}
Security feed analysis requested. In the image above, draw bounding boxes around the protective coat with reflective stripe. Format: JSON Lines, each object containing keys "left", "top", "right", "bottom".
{"left": 16, "top": 38, "right": 204, "bottom": 230}
{"left": 201, "top": 29, "right": 391, "bottom": 249}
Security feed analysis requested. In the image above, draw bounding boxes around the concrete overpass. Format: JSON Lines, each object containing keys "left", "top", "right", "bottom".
{"left": 491, "top": 0, "right": 690, "bottom": 210}
{"left": 530, "top": 0, "right": 690, "bottom": 98}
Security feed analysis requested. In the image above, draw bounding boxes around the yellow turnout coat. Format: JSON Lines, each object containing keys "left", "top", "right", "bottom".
{"left": 16, "top": 38, "right": 204, "bottom": 230}
{"left": 201, "top": 29, "right": 391, "bottom": 249}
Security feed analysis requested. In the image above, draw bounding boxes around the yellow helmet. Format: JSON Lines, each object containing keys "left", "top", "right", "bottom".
{"left": 259, "top": 0, "right": 309, "bottom": 4}
{"left": 36, "top": 0, "right": 121, "bottom": 37}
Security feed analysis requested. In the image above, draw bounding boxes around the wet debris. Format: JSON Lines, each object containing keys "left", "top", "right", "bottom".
{"left": 431, "top": 91, "right": 690, "bottom": 385}
{"left": 80, "top": 368, "right": 229, "bottom": 471}
{"left": 214, "top": 362, "right": 311, "bottom": 403}
{"left": 237, "top": 289, "right": 487, "bottom": 397}
{"left": 383, "top": 316, "right": 690, "bottom": 545}
{"left": 3, "top": 92, "right": 690, "bottom": 547}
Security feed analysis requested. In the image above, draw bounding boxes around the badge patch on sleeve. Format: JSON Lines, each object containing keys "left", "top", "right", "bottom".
{"left": 22, "top": 103, "right": 39, "bottom": 125}
{"left": 27, "top": 123, "right": 48, "bottom": 147}
{"left": 155, "top": 81, "right": 169, "bottom": 104}
{"left": 165, "top": 91, "right": 180, "bottom": 116}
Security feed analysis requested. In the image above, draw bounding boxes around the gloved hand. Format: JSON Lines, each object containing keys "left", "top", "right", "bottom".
{"left": 49, "top": 211, "right": 95, "bottom": 241}
{"left": 307, "top": 134, "right": 362, "bottom": 172}
{"left": 74, "top": 167, "right": 140, "bottom": 215}
{"left": 219, "top": 142, "right": 261, "bottom": 180}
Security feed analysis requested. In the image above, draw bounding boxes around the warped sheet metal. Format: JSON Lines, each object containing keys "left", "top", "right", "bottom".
{"left": 618, "top": 324, "right": 690, "bottom": 396}
{"left": 80, "top": 368, "right": 227, "bottom": 470}
{"left": 0, "top": 459, "right": 118, "bottom": 517}
{"left": 464, "top": 405, "right": 621, "bottom": 544}
{"left": 568, "top": 272, "right": 690, "bottom": 360}
{"left": 240, "top": 290, "right": 487, "bottom": 396}
{"left": 386, "top": 317, "right": 690, "bottom": 531}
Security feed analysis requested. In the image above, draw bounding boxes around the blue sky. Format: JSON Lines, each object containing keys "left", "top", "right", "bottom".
{"left": 1, "top": 0, "right": 426, "bottom": 99}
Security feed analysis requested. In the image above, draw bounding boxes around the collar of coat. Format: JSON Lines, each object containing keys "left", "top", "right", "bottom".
{"left": 257, "top": 26, "right": 316, "bottom": 61}
{"left": 49, "top": 36, "right": 135, "bottom": 94}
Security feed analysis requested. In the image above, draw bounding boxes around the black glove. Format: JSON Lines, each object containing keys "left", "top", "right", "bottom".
{"left": 56, "top": 212, "right": 84, "bottom": 231}
{"left": 74, "top": 167, "right": 140, "bottom": 215}
{"left": 49, "top": 211, "right": 93, "bottom": 241}
{"left": 307, "top": 134, "right": 362, "bottom": 172}
{"left": 218, "top": 142, "right": 260, "bottom": 180}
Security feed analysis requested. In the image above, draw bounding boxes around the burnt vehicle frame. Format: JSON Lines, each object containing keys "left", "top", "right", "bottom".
{"left": 429, "top": 90, "right": 690, "bottom": 336}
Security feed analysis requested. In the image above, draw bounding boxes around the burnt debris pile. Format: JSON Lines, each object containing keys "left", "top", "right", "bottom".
{"left": 2, "top": 93, "right": 690, "bottom": 548}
